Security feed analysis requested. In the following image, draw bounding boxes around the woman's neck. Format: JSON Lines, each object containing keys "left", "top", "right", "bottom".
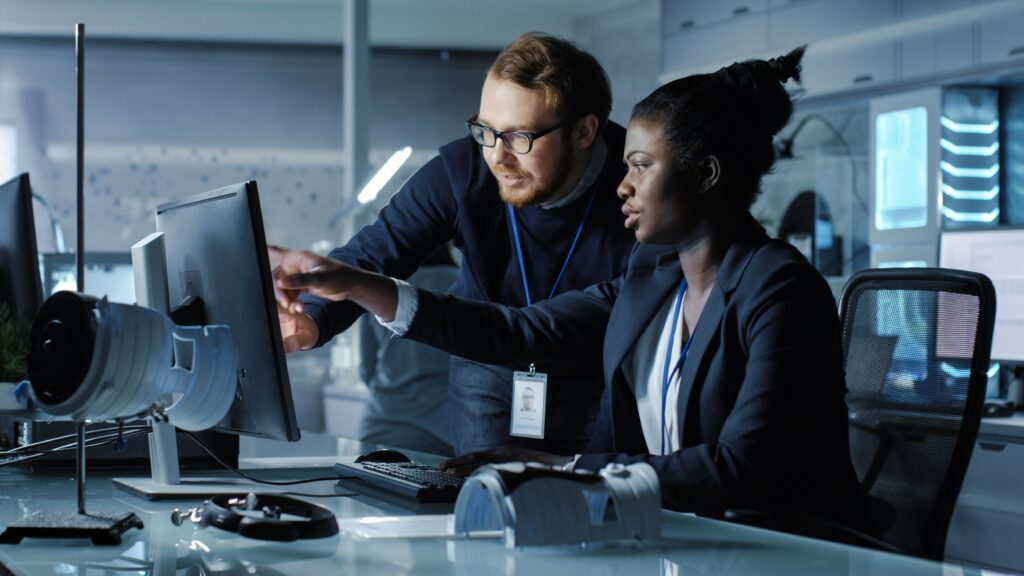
{"left": 676, "top": 222, "right": 726, "bottom": 297}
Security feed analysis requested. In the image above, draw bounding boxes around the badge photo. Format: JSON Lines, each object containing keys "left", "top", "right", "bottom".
{"left": 510, "top": 370, "right": 547, "bottom": 439}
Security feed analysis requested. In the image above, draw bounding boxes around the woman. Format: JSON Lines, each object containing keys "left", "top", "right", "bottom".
{"left": 273, "top": 47, "right": 867, "bottom": 529}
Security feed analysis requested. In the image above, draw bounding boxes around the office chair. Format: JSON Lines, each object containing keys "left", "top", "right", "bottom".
{"left": 840, "top": 267, "right": 995, "bottom": 559}
{"left": 727, "top": 268, "right": 995, "bottom": 561}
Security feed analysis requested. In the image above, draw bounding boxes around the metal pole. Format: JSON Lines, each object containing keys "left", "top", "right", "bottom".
{"left": 75, "top": 23, "right": 87, "bottom": 516}
{"left": 343, "top": 0, "right": 369, "bottom": 241}
{"left": 75, "top": 23, "right": 85, "bottom": 294}
{"left": 76, "top": 423, "right": 86, "bottom": 514}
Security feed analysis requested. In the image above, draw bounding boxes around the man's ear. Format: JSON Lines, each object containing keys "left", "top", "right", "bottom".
{"left": 573, "top": 114, "right": 600, "bottom": 150}
{"left": 699, "top": 156, "right": 721, "bottom": 193}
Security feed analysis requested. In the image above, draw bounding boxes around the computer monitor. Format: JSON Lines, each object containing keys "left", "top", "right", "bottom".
{"left": 41, "top": 252, "right": 135, "bottom": 304}
{"left": 155, "top": 181, "right": 300, "bottom": 441}
{"left": 0, "top": 173, "right": 43, "bottom": 331}
{"left": 940, "top": 228, "right": 1024, "bottom": 363}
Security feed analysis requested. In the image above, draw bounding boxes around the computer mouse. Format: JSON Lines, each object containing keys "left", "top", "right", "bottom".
{"left": 983, "top": 400, "right": 1015, "bottom": 418}
{"left": 355, "top": 449, "right": 412, "bottom": 464}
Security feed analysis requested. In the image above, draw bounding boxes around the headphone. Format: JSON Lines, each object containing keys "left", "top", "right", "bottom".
{"left": 171, "top": 493, "right": 339, "bottom": 542}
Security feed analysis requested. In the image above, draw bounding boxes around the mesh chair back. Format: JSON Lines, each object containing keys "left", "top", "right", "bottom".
{"left": 839, "top": 268, "right": 995, "bottom": 560}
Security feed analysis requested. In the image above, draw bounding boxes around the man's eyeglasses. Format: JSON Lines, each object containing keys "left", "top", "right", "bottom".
{"left": 466, "top": 116, "right": 565, "bottom": 154}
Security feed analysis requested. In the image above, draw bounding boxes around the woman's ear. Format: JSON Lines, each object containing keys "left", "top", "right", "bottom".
{"left": 699, "top": 156, "right": 721, "bottom": 193}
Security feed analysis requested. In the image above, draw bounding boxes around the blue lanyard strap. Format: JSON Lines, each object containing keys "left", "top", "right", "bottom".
{"left": 661, "top": 278, "right": 690, "bottom": 455}
{"left": 506, "top": 188, "right": 599, "bottom": 306}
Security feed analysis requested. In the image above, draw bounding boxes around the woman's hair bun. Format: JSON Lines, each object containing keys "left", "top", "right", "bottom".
{"left": 717, "top": 45, "right": 806, "bottom": 137}
{"left": 627, "top": 45, "right": 809, "bottom": 210}
{"left": 766, "top": 45, "right": 806, "bottom": 85}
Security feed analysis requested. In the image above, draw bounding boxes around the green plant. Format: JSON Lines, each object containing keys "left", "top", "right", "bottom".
{"left": 0, "top": 302, "right": 29, "bottom": 382}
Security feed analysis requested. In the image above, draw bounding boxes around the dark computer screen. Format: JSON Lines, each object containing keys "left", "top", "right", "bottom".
{"left": 155, "top": 181, "right": 299, "bottom": 442}
{"left": 0, "top": 173, "right": 43, "bottom": 328}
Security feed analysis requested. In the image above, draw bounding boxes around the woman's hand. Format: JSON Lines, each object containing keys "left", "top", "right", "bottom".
{"left": 269, "top": 246, "right": 358, "bottom": 311}
{"left": 440, "top": 446, "right": 572, "bottom": 477}
{"left": 267, "top": 245, "right": 400, "bottom": 323}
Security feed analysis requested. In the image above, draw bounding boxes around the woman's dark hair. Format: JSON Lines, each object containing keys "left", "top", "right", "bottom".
{"left": 631, "top": 46, "right": 806, "bottom": 212}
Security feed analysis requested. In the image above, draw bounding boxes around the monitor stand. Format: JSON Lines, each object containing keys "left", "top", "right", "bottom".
{"left": 112, "top": 419, "right": 293, "bottom": 501}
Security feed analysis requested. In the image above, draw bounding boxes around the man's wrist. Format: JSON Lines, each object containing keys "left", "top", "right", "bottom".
{"left": 376, "top": 278, "right": 417, "bottom": 335}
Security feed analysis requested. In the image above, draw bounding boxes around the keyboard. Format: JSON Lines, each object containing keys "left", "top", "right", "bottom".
{"left": 334, "top": 461, "right": 465, "bottom": 503}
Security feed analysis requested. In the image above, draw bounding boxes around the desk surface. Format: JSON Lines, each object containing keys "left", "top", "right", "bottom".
{"left": 980, "top": 412, "right": 1024, "bottom": 438}
{"left": 0, "top": 436, "right": 994, "bottom": 576}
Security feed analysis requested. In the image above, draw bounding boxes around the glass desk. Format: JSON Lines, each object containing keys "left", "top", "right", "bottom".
{"left": 0, "top": 437, "right": 997, "bottom": 575}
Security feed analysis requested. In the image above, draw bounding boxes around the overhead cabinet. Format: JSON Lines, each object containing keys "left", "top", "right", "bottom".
{"left": 662, "top": 13, "right": 769, "bottom": 73}
{"left": 800, "top": 41, "right": 897, "bottom": 95}
{"left": 978, "top": 8, "right": 1024, "bottom": 67}
{"left": 661, "top": 0, "right": 1024, "bottom": 98}
{"left": 662, "top": 0, "right": 769, "bottom": 35}
{"left": 767, "top": 0, "right": 896, "bottom": 48}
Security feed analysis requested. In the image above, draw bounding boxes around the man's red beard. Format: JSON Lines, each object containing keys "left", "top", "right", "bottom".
{"left": 495, "top": 168, "right": 543, "bottom": 207}
{"left": 493, "top": 151, "right": 573, "bottom": 208}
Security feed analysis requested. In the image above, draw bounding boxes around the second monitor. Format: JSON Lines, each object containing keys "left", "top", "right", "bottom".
{"left": 155, "top": 181, "right": 300, "bottom": 442}
{"left": 115, "top": 181, "right": 302, "bottom": 500}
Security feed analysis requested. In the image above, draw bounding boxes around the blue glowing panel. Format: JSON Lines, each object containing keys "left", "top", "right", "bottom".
{"left": 940, "top": 88, "right": 1000, "bottom": 228}
{"left": 875, "top": 107, "right": 929, "bottom": 231}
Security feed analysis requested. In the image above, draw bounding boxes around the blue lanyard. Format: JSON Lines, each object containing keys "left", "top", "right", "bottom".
{"left": 661, "top": 278, "right": 691, "bottom": 455}
{"left": 506, "top": 188, "right": 598, "bottom": 306}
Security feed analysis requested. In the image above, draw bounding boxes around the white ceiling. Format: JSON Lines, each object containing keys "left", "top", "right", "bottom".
{"left": 0, "top": 0, "right": 641, "bottom": 49}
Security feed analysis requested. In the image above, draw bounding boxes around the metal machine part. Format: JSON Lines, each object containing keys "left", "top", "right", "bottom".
{"left": 27, "top": 291, "right": 237, "bottom": 431}
{"left": 452, "top": 461, "right": 662, "bottom": 548}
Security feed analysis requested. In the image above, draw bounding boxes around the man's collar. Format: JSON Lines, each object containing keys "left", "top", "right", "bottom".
{"left": 539, "top": 136, "right": 607, "bottom": 210}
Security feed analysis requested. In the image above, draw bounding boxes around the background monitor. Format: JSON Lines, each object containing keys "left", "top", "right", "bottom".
{"left": 0, "top": 173, "right": 43, "bottom": 328}
{"left": 41, "top": 252, "right": 135, "bottom": 304}
{"left": 156, "top": 181, "right": 299, "bottom": 441}
{"left": 940, "top": 228, "right": 1024, "bottom": 363}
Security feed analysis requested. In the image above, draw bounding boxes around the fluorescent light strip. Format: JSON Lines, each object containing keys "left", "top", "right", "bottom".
{"left": 940, "top": 117, "right": 1000, "bottom": 134}
{"left": 941, "top": 183, "right": 1000, "bottom": 201}
{"left": 940, "top": 161, "right": 1000, "bottom": 179}
{"left": 939, "top": 138, "right": 1000, "bottom": 156}
{"left": 940, "top": 362, "right": 1000, "bottom": 379}
{"left": 357, "top": 146, "right": 413, "bottom": 204}
{"left": 940, "top": 206, "right": 1000, "bottom": 222}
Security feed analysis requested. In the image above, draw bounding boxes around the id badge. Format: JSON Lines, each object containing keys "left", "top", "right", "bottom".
{"left": 510, "top": 369, "right": 547, "bottom": 439}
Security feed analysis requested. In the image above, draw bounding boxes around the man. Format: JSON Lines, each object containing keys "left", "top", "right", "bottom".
{"left": 521, "top": 387, "right": 535, "bottom": 413}
{"left": 278, "top": 32, "right": 636, "bottom": 456}
{"left": 357, "top": 246, "right": 459, "bottom": 455}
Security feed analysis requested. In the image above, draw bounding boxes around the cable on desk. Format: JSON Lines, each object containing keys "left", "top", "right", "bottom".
{"left": 0, "top": 426, "right": 347, "bottom": 493}
{"left": 0, "top": 424, "right": 150, "bottom": 456}
{"left": 178, "top": 430, "right": 339, "bottom": 486}
{"left": 1, "top": 429, "right": 149, "bottom": 459}
{"left": 1, "top": 428, "right": 149, "bottom": 456}
{"left": 38, "top": 430, "right": 150, "bottom": 454}
{"left": 280, "top": 491, "right": 356, "bottom": 498}
{"left": 0, "top": 430, "right": 150, "bottom": 468}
